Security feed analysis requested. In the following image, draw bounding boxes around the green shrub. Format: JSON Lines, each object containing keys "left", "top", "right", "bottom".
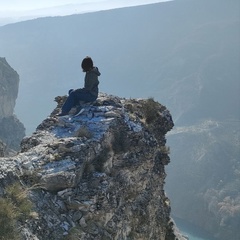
{"left": 159, "top": 146, "right": 170, "bottom": 155}
{"left": 142, "top": 98, "right": 159, "bottom": 124}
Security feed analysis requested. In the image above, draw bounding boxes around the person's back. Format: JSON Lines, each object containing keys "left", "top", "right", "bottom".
{"left": 57, "top": 56, "right": 100, "bottom": 116}
{"left": 84, "top": 66, "right": 100, "bottom": 97}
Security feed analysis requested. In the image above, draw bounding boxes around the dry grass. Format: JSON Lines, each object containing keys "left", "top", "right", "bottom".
{"left": 0, "top": 182, "right": 33, "bottom": 240}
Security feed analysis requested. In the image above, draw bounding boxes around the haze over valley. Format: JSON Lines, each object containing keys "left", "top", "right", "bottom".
{"left": 0, "top": 0, "right": 239, "bottom": 239}
{"left": 0, "top": 0, "right": 171, "bottom": 26}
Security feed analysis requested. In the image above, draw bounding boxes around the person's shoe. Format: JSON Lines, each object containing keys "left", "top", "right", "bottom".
{"left": 74, "top": 108, "right": 85, "bottom": 117}
{"left": 56, "top": 112, "right": 68, "bottom": 117}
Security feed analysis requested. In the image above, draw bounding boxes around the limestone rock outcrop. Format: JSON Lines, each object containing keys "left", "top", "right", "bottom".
{"left": 0, "top": 57, "right": 19, "bottom": 118}
{"left": 0, "top": 116, "right": 25, "bottom": 153}
{"left": 0, "top": 57, "right": 25, "bottom": 154}
{"left": 0, "top": 140, "right": 5, "bottom": 157}
{"left": 0, "top": 93, "right": 186, "bottom": 240}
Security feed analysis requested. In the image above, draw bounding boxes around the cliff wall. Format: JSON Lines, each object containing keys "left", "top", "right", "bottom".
{"left": 0, "top": 93, "right": 185, "bottom": 240}
{"left": 0, "top": 57, "right": 19, "bottom": 117}
{"left": 0, "top": 57, "right": 25, "bottom": 153}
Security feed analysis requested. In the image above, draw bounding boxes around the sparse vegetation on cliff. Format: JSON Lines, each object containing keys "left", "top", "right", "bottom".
{"left": 0, "top": 183, "right": 33, "bottom": 240}
{"left": 0, "top": 94, "right": 179, "bottom": 239}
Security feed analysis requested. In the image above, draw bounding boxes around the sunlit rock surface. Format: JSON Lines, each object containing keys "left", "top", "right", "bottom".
{"left": 0, "top": 93, "right": 187, "bottom": 240}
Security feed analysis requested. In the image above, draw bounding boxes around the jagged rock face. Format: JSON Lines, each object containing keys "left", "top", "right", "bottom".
{"left": 0, "top": 93, "right": 185, "bottom": 240}
{"left": 166, "top": 120, "right": 240, "bottom": 240}
{"left": 0, "top": 57, "right": 19, "bottom": 118}
{"left": 0, "top": 140, "right": 5, "bottom": 157}
{"left": 0, "top": 57, "right": 25, "bottom": 153}
{"left": 0, "top": 116, "right": 25, "bottom": 153}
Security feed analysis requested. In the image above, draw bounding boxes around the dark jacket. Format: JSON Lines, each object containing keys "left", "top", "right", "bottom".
{"left": 84, "top": 67, "right": 101, "bottom": 97}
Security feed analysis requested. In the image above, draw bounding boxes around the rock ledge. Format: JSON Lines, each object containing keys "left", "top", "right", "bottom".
{"left": 0, "top": 93, "right": 187, "bottom": 240}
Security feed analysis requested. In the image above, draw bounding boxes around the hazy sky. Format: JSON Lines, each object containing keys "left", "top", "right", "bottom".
{"left": 0, "top": 0, "right": 171, "bottom": 26}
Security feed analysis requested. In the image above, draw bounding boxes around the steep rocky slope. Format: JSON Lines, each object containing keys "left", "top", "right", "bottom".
{"left": 0, "top": 57, "right": 25, "bottom": 154}
{"left": 1, "top": 0, "right": 239, "bottom": 134}
{"left": 0, "top": 93, "right": 185, "bottom": 240}
{"left": 0, "top": 0, "right": 239, "bottom": 237}
{"left": 166, "top": 119, "right": 240, "bottom": 240}
{"left": 0, "top": 57, "right": 19, "bottom": 118}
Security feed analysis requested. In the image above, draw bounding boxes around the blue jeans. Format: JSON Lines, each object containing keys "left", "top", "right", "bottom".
{"left": 62, "top": 89, "right": 97, "bottom": 113}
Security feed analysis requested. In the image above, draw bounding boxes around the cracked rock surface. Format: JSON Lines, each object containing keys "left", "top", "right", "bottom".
{"left": 0, "top": 93, "right": 186, "bottom": 240}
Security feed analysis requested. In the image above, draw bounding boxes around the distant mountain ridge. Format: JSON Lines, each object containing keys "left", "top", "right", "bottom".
{"left": 0, "top": 0, "right": 172, "bottom": 26}
{"left": 0, "top": 0, "right": 239, "bottom": 133}
{"left": 0, "top": 0, "right": 239, "bottom": 238}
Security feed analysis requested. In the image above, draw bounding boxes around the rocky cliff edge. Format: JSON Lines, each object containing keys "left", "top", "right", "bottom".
{"left": 0, "top": 93, "right": 186, "bottom": 240}
{"left": 0, "top": 57, "right": 19, "bottom": 118}
{"left": 0, "top": 57, "right": 25, "bottom": 154}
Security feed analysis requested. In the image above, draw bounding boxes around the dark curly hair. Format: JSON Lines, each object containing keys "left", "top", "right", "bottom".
{"left": 81, "top": 56, "right": 93, "bottom": 72}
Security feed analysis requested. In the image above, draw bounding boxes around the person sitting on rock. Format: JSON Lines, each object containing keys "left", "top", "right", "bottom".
{"left": 57, "top": 56, "right": 101, "bottom": 116}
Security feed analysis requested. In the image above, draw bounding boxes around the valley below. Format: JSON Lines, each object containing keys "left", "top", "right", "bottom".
{"left": 0, "top": 0, "right": 239, "bottom": 239}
